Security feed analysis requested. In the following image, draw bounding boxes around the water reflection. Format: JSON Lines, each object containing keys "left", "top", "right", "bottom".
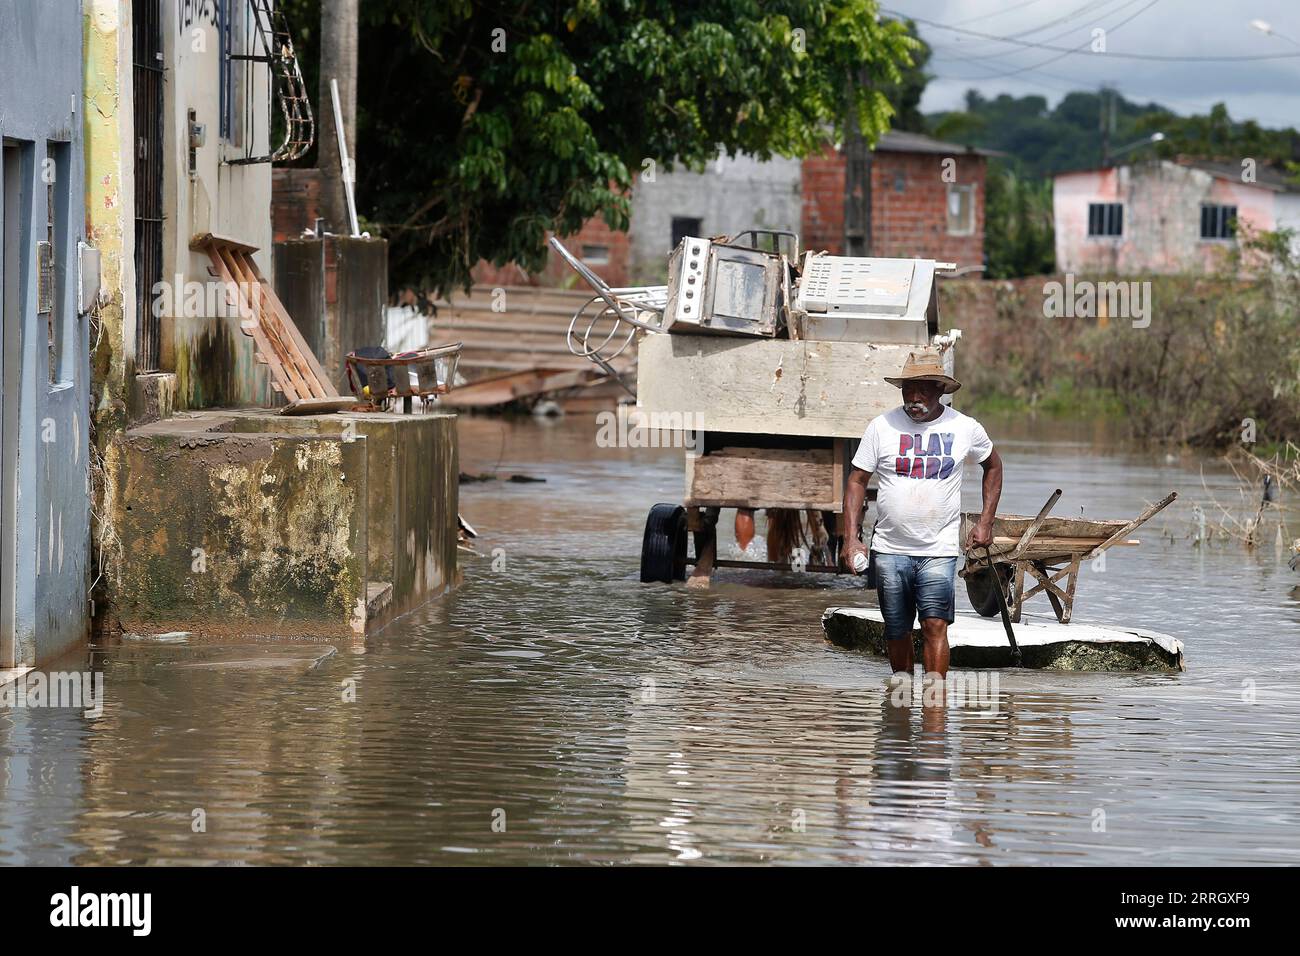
{"left": 0, "top": 413, "right": 1295, "bottom": 865}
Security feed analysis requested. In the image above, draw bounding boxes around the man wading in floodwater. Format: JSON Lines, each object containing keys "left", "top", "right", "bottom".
{"left": 841, "top": 350, "right": 1003, "bottom": 696}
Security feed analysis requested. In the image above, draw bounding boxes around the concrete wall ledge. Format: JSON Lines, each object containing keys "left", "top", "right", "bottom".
{"left": 105, "top": 408, "right": 458, "bottom": 639}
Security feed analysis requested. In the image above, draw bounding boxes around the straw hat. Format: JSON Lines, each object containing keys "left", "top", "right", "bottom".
{"left": 883, "top": 350, "right": 961, "bottom": 394}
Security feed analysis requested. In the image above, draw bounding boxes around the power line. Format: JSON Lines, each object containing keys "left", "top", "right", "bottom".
{"left": 944, "top": 0, "right": 1162, "bottom": 80}
{"left": 1004, "top": 0, "right": 1117, "bottom": 38}
{"left": 930, "top": 0, "right": 1144, "bottom": 64}
{"left": 924, "top": 0, "right": 1118, "bottom": 56}
{"left": 883, "top": 7, "right": 1300, "bottom": 60}
{"left": 950, "top": 0, "right": 1052, "bottom": 28}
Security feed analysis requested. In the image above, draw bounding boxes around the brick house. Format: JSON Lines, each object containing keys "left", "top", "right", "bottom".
{"left": 474, "top": 214, "right": 633, "bottom": 288}
{"left": 504, "top": 130, "right": 993, "bottom": 287}
{"left": 275, "top": 131, "right": 993, "bottom": 292}
{"left": 802, "top": 131, "right": 993, "bottom": 267}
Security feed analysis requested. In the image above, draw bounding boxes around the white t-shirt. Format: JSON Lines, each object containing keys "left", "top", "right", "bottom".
{"left": 851, "top": 405, "right": 994, "bottom": 557}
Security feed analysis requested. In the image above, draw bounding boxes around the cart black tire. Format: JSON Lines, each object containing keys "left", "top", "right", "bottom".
{"left": 966, "top": 563, "right": 1013, "bottom": 617}
{"left": 640, "top": 503, "right": 688, "bottom": 583}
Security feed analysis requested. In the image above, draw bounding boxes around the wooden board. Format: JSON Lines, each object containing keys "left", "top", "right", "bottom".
{"left": 961, "top": 512, "right": 1130, "bottom": 540}
{"left": 438, "top": 367, "right": 605, "bottom": 407}
{"left": 193, "top": 234, "right": 339, "bottom": 407}
{"left": 637, "top": 334, "right": 919, "bottom": 439}
{"left": 685, "top": 446, "right": 839, "bottom": 510}
{"left": 280, "top": 397, "right": 362, "bottom": 416}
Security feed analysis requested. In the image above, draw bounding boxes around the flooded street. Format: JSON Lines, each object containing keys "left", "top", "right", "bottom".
{"left": 3, "top": 414, "right": 1299, "bottom": 865}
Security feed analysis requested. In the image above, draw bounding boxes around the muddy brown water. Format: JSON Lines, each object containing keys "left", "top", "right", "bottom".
{"left": 1, "top": 413, "right": 1297, "bottom": 865}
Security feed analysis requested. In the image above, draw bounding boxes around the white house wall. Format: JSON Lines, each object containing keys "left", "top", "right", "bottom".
{"left": 163, "top": 0, "right": 274, "bottom": 408}
{"left": 1054, "top": 160, "right": 1278, "bottom": 275}
{"left": 1272, "top": 193, "right": 1300, "bottom": 262}
{"left": 628, "top": 154, "right": 802, "bottom": 282}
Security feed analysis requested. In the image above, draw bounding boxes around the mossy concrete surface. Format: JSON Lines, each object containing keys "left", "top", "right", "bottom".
{"left": 822, "top": 607, "right": 1185, "bottom": 672}
{"left": 104, "top": 408, "right": 458, "bottom": 639}
{"left": 112, "top": 425, "right": 368, "bottom": 638}
{"left": 220, "top": 408, "right": 461, "bottom": 622}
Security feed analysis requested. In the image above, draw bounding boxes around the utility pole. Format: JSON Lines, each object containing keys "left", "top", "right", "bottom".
{"left": 843, "top": 66, "right": 872, "bottom": 256}
{"left": 318, "top": 0, "right": 359, "bottom": 233}
{"left": 1099, "top": 86, "right": 1114, "bottom": 167}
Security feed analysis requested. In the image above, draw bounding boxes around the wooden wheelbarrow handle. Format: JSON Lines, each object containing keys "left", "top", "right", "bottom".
{"left": 1082, "top": 491, "right": 1178, "bottom": 562}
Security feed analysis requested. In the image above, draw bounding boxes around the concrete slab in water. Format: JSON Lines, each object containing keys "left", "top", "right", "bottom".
{"left": 822, "top": 607, "right": 1185, "bottom": 672}
{"left": 109, "top": 643, "right": 338, "bottom": 673}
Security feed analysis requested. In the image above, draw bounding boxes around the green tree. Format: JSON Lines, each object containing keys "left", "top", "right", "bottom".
{"left": 1137, "top": 102, "right": 1300, "bottom": 178}
{"left": 284, "top": 0, "right": 918, "bottom": 295}
{"left": 876, "top": 17, "right": 931, "bottom": 134}
{"left": 983, "top": 161, "right": 1054, "bottom": 279}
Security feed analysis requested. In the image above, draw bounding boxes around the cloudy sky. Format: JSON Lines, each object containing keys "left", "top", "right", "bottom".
{"left": 881, "top": 0, "right": 1300, "bottom": 128}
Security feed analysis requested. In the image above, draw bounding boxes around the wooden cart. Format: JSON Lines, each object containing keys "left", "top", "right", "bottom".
{"left": 631, "top": 332, "right": 962, "bottom": 585}
{"left": 639, "top": 433, "right": 872, "bottom": 585}
{"left": 546, "top": 232, "right": 958, "bottom": 587}
{"left": 959, "top": 490, "right": 1177, "bottom": 624}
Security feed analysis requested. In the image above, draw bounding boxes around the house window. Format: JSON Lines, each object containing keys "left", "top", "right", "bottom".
{"left": 946, "top": 184, "right": 974, "bottom": 236}
{"left": 1201, "top": 204, "right": 1237, "bottom": 240}
{"left": 218, "top": 0, "right": 246, "bottom": 146}
{"left": 1088, "top": 203, "right": 1123, "bottom": 237}
{"left": 671, "top": 216, "right": 703, "bottom": 250}
{"left": 580, "top": 244, "right": 610, "bottom": 265}
{"left": 45, "top": 141, "right": 72, "bottom": 385}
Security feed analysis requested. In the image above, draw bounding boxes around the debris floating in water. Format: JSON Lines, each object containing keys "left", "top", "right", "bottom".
{"left": 458, "top": 472, "right": 546, "bottom": 484}
{"left": 821, "top": 607, "right": 1185, "bottom": 672}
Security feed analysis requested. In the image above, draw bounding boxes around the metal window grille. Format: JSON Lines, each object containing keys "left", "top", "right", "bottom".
{"left": 1087, "top": 203, "right": 1123, "bottom": 237}
{"left": 133, "top": 0, "right": 164, "bottom": 372}
{"left": 1200, "top": 204, "right": 1237, "bottom": 240}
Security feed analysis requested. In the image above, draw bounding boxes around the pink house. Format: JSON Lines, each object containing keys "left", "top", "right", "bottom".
{"left": 1053, "top": 159, "right": 1300, "bottom": 274}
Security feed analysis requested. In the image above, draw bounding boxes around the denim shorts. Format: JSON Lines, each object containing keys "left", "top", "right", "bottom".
{"left": 872, "top": 552, "right": 958, "bottom": 640}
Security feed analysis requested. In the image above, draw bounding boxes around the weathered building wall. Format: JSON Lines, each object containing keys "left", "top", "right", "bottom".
{"left": 1270, "top": 193, "right": 1300, "bottom": 261}
{"left": 450, "top": 143, "right": 986, "bottom": 294}
{"left": 161, "top": 0, "right": 274, "bottom": 410}
{"left": 802, "top": 146, "right": 987, "bottom": 266}
{"left": 1053, "top": 161, "right": 1278, "bottom": 275}
{"left": 226, "top": 410, "right": 461, "bottom": 622}
{"left": 0, "top": 0, "right": 92, "bottom": 666}
{"left": 462, "top": 154, "right": 803, "bottom": 290}
{"left": 108, "top": 409, "right": 459, "bottom": 637}
{"left": 84, "top": 0, "right": 136, "bottom": 431}
{"left": 271, "top": 166, "right": 323, "bottom": 242}
{"left": 469, "top": 213, "right": 633, "bottom": 290}
{"left": 273, "top": 235, "right": 387, "bottom": 393}
{"left": 626, "top": 155, "right": 802, "bottom": 283}
{"left": 112, "top": 424, "right": 369, "bottom": 637}
{"left": 87, "top": 5, "right": 461, "bottom": 643}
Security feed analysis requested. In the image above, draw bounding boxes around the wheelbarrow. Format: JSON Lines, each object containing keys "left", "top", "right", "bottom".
{"left": 344, "top": 342, "right": 463, "bottom": 413}
{"left": 959, "top": 489, "right": 1178, "bottom": 624}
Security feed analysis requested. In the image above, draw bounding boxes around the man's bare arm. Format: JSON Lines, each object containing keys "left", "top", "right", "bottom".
{"left": 841, "top": 467, "right": 871, "bottom": 568}
{"left": 966, "top": 448, "right": 1003, "bottom": 549}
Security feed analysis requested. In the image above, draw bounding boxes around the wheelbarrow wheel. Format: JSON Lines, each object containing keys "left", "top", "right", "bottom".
{"left": 966, "top": 562, "right": 1013, "bottom": 617}
{"left": 640, "top": 504, "right": 688, "bottom": 583}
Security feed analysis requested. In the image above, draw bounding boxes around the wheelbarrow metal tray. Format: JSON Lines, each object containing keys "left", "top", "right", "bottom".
{"left": 821, "top": 607, "right": 1185, "bottom": 672}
